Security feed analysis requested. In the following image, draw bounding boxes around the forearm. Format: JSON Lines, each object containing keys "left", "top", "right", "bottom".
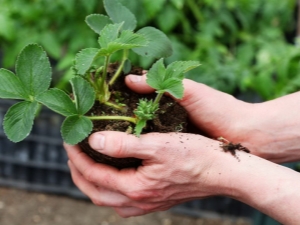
{"left": 235, "top": 91, "right": 300, "bottom": 163}
{"left": 217, "top": 151, "right": 300, "bottom": 224}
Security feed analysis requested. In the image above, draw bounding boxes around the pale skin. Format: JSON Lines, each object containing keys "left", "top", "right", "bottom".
{"left": 65, "top": 75, "right": 300, "bottom": 224}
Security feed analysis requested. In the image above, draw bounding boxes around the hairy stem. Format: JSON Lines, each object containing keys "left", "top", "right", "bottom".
{"left": 154, "top": 92, "right": 164, "bottom": 105}
{"left": 109, "top": 49, "right": 129, "bottom": 86}
{"left": 104, "top": 101, "right": 126, "bottom": 112}
{"left": 87, "top": 115, "right": 137, "bottom": 124}
{"left": 101, "top": 55, "right": 111, "bottom": 89}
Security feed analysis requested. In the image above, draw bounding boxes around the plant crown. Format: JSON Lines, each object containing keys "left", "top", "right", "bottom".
{"left": 0, "top": 0, "right": 200, "bottom": 145}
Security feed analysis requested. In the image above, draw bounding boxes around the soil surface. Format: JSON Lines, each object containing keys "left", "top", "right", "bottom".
{"left": 0, "top": 187, "right": 251, "bottom": 225}
{"left": 79, "top": 64, "right": 188, "bottom": 169}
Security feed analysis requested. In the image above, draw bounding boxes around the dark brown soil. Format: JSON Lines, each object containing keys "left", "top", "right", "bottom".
{"left": 79, "top": 64, "right": 188, "bottom": 169}
{"left": 217, "top": 137, "right": 250, "bottom": 157}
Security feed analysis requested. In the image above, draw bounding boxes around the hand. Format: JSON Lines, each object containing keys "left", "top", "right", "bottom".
{"left": 125, "top": 75, "right": 300, "bottom": 163}
{"left": 65, "top": 132, "right": 240, "bottom": 217}
{"left": 65, "top": 130, "right": 300, "bottom": 223}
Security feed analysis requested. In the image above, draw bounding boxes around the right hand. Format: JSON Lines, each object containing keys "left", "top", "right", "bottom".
{"left": 125, "top": 74, "right": 300, "bottom": 163}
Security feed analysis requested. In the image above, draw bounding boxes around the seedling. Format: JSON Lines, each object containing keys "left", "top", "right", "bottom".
{"left": 0, "top": 0, "right": 200, "bottom": 145}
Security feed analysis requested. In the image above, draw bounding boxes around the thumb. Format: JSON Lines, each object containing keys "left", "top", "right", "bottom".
{"left": 125, "top": 74, "right": 154, "bottom": 94}
{"left": 89, "top": 131, "right": 157, "bottom": 159}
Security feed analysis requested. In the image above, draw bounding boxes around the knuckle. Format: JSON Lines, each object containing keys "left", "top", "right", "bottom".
{"left": 138, "top": 204, "right": 155, "bottom": 212}
{"left": 91, "top": 197, "right": 104, "bottom": 207}
{"left": 127, "top": 190, "right": 146, "bottom": 201}
{"left": 83, "top": 167, "right": 97, "bottom": 183}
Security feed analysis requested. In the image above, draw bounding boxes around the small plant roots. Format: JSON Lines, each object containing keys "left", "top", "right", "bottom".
{"left": 217, "top": 137, "right": 250, "bottom": 157}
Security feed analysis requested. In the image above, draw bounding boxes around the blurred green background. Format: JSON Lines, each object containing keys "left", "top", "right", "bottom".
{"left": 0, "top": 0, "right": 299, "bottom": 100}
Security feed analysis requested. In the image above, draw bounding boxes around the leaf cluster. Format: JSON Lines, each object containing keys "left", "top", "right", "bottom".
{"left": 0, "top": 44, "right": 95, "bottom": 144}
{"left": 0, "top": 0, "right": 200, "bottom": 144}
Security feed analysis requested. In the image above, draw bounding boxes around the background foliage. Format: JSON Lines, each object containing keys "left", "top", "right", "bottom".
{"left": 0, "top": 0, "right": 299, "bottom": 100}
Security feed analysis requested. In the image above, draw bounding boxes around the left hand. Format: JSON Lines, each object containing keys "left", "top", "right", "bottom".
{"left": 64, "top": 131, "right": 235, "bottom": 217}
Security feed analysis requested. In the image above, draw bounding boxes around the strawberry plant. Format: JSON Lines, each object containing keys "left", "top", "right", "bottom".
{"left": 0, "top": 0, "right": 200, "bottom": 147}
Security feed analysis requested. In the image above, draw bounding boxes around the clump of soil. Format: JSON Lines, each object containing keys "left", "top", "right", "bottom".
{"left": 218, "top": 137, "right": 250, "bottom": 157}
{"left": 78, "top": 64, "right": 188, "bottom": 169}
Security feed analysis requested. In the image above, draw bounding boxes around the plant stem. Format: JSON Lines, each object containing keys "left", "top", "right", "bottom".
{"left": 87, "top": 115, "right": 137, "bottom": 124}
{"left": 109, "top": 49, "right": 129, "bottom": 86}
{"left": 154, "top": 92, "right": 164, "bottom": 105}
{"left": 101, "top": 55, "right": 111, "bottom": 90}
{"left": 104, "top": 101, "right": 126, "bottom": 111}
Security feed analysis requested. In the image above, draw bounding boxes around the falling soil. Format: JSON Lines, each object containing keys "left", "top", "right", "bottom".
{"left": 78, "top": 64, "right": 188, "bottom": 169}
{"left": 217, "top": 137, "right": 250, "bottom": 157}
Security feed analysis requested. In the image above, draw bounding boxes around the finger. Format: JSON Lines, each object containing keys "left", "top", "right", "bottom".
{"left": 88, "top": 131, "right": 159, "bottom": 159}
{"left": 68, "top": 160, "right": 131, "bottom": 207}
{"left": 64, "top": 143, "right": 133, "bottom": 192}
{"left": 125, "top": 75, "right": 236, "bottom": 113}
{"left": 113, "top": 206, "right": 146, "bottom": 218}
{"left": 125, "top": 74, "right": 154, "bottom": 94}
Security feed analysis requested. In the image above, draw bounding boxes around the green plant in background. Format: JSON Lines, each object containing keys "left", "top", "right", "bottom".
{"left": 0, "top": 0, "right": 299, "bottom": 100}
{"left": 0, "top": 0, "right": 200, "bottom": 144}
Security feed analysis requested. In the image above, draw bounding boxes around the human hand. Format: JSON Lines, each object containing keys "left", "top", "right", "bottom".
{"left": 65, "top": 132, "right": 241, "bottom": 217}
{"left": 125, "top": 75, "right": 300, "bottom": 163}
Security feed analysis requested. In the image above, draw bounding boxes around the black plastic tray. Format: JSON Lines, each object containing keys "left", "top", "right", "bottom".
{"left": 0, "top": 99, "right": 85, "bottom": 198}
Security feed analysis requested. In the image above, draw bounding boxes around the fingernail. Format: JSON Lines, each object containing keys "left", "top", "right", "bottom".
{"left": 90, "top": 133, "right": 105, "bottom": 151}
{"left": 128, "top": 75, "right": 142, "bottom": 83}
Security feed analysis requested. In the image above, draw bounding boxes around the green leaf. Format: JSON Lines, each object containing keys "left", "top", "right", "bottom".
{"left": 146, "top": 58, "right": 166, "bottom": 89}
{"left": 134, "top": 99, "right": 158, "bottom": 120}
{"left": 133, "top": 27, "right": 173, "bottom": 58}
{"left": 134, "top": 119, "right": 147, "bottom": 137}
{"left": 160, "top": 78, "right": 184, "bottom": 99}
{"left": 3, "top": 101, "right": 39, "bottom": 142}
{"left": 36, "top": 88, "right": 77, "bottom": 117}
{"left": 74, "top": 48, "right": 100, "bottom": 75}
{"left": 147, "top": 59, "right": 200, "bottom": 99}
{"left": 103, "top": 0, "right": 137, "bottom": 31}
{"left": 165, "top": 61, "right": 201, "bottom": 80}
{"left": 61, "top": 115, "right": 93, "bottom": 145}
{"left": 98, "top": 30, "right": 147, "bottom": 55}
{"left": 16, "top": 44, "right": 52, "bottom": 97}
{"left": 117, "top": 30, "right": 148, "bottom": 47}
{"left": 70, "top": 77, "right": 95, "bottom": 115}
{"left": 85, "top": 14, "right": 112, "bottom": 35}
{"left": 0, "top": 68, "right": 28, "bottom": 100}
{"left": 98, "top": 23, "right": 123, "bottom": 48}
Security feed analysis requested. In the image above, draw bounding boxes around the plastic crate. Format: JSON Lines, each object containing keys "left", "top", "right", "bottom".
{"left": 0, "top": 99, "right": 85, "bottom": 198}
{"left": 170, "top": 197, "right": 255, "bottom": 223}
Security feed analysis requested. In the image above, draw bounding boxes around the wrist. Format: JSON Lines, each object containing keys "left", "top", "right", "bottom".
{"left": 225, "top": 153, "right": 300, "bottom": 224}
{"left": 232, "top": 93, "right": 300, "bottom": 163}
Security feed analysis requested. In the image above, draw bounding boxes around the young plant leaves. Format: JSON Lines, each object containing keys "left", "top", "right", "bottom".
{"left": 134, "top": 99, "right": 158, "bottom": 136}
{"left": 3, "top": 101, "right": 39, "bottom": 142}
{"left": 0, "top": 68, "right": 28, "bottom": 100}
{"left": 85, "top": 14, "right": 112, "bottom": 35}
{"left": 103, "top": 0, "right": 137, "bottom": 31}
{"left": 16, "top": 44, "right": 51, "bottom": 97}
{"left": 165, "top": 61, "right": 201, "bottom": 80}
{"left": 70, "top": 76, "right": 95, "bottom": 115}
{"left": 133, "top": 27, "right": 173, "bottom": 58}
{"left": 147, "top": 59, "right": 200, "bottom": 99}
{"left": 134, "top": 119, "right": 147, "bottom": 137}
{"left": 98, "top": 23, "right": 123, "bottom": 48}
{"left": 36, "top": 88, "right": 77, "bottom": 117}
{"left": 98, "top": 30, "right": 147, "bottom": 56}
{"left": 61, "top": 115, "right": 93, "bottom": 145}
{"left": 74, "top": 48, "right": 99, "bottom": 75}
